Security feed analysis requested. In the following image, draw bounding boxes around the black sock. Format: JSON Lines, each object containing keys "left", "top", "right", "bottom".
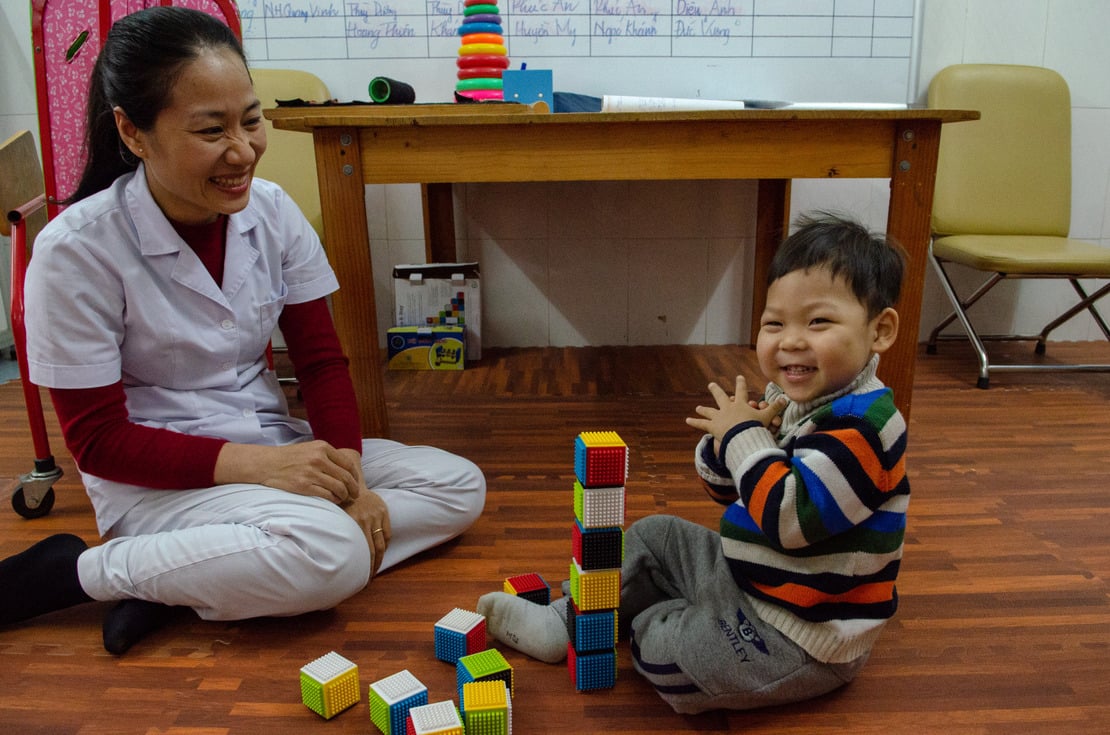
{"left": 102, "top": 600, "right": 180, "bottom": 655}
{"left": 0, "top": 533, "right": 92, "bottom": 625}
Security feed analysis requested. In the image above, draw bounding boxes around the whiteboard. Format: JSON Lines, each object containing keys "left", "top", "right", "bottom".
{"left": 239, "top": 0, "right": 922, "bottom": 106}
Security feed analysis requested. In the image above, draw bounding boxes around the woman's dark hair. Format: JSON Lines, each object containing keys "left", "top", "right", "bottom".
{"left": 768, "top": 211, "right": 906, "bottom": 318}
{"left": 67, "top": 6, "right": 246, "bottom": 203}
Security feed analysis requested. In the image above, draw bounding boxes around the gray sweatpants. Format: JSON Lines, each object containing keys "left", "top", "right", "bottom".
{"left": 621, "top": 514, "right": 866, "bottom": 714}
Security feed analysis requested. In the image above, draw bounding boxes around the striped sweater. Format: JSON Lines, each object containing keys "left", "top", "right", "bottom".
{"left": 694, "top": 355, "right": 909, "bottom": 664}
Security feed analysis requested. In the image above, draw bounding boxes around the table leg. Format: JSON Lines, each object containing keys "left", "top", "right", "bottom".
{"left": 422, "top": 183, "right": 457, "bottom": 263}
{"left": 313, "top": 127, "right": 389, "bottom": 437}
{"left": 751, "top": 179, "right": 791, "bottom": 345}
{"left": 883, "top": 121, "right": 942, "bottom": 421}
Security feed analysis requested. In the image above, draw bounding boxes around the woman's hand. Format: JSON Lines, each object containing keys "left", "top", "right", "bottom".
{"left": 342, "top": 490, "right": 391, "bottom": 577}
{"left": 214, "top": 440, "right": 363, "bottom": 504}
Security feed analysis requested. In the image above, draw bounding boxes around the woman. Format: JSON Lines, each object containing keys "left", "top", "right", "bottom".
{"left": 0, "top": 6, "right": 484, "bottom": 654}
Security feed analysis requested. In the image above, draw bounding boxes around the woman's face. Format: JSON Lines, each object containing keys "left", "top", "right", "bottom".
{"left": 117, "top": 46, "right": 267, "bottom": 225}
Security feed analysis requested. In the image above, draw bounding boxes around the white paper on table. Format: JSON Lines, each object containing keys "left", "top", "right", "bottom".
{"left": 601, "top": 95, "right": 747, "bottom": 112}
{"left": 780, "top": 101, "right": 909, "bottom": 110}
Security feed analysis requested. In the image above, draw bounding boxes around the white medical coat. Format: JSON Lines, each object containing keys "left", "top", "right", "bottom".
{"left": 24, "top": 168, "right": 340, "bottom": 535}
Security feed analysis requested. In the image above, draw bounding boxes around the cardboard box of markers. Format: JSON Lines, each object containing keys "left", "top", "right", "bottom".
{"left": 388, "top": 262, "right": 481, "bottom": 370}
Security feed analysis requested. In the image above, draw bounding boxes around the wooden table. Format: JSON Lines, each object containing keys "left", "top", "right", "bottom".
{"left": 267, "top": 105, "right": 978, "bottom": 437}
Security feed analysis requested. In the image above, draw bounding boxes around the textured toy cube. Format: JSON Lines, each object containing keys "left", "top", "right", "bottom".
{"left": 460, "top": 681, "right": 511, "bottom": 735}
{"left": 456, "top": 648, "right": 514, "bottom": 700}
{"left": 567, "top": 600, "right": 618, "bottom": 653}
{"left": 434, "top": 607, "right": 487, "bottom": 664}
{"left": 406, "top": 700, "right": 464, "bottom": 735}
{"left": 573, "top": 481, "right": 626, "bottom": 528}
{"left": 572, "top": 520, "right": 624, "bottom": 571}
{"left": 569, "top": 559, "right": 621, "bottom": 612}
{"left": 574, "top": 431, "right": 628, "bottom": 488}
{"left": 568, "top": 643, "right": 617, "bottom": 691}
{"left": 300, "top": 651, "right": 361, "bottom": 719}
{"left": 369, "top": 669, "right": 428, "bottom": 735}
{"left": 503, "top": 572, "right": 551, "bottom": 605}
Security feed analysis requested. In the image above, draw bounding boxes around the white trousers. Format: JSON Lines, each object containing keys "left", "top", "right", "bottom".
{"left": 76, "top": 439, "right": 485, "bottom": 620}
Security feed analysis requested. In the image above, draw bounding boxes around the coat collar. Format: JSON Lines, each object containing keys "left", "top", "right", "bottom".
{"left": 122, "top": 165, "right": 261, "bottom": 304}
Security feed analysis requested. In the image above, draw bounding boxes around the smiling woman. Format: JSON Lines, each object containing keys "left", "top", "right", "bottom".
{"left": 0, "top": 5, "right": 484, "bottom": 656}
{"left": 114, "top": 47, "right": 266, "bottom": 225}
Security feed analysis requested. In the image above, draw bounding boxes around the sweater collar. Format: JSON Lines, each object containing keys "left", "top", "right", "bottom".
{"left": 768, "top": 353, "right": 883, "bottom": 437}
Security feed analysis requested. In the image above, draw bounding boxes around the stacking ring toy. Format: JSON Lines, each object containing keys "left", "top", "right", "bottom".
{"left": 458, "top": 43, "right": 507, "bottom": 56}
{"left": 457, "top": 22, "right": 502, "bottom": 35}
{"left": 457, "top": 67, "right": 506, "bottom": 80}
{"left": 463, "top": 4, "right": 501, "bottom": 16}
{"left": 456, "top": 77, "right": 503, "bottom": 91}
{"left": 455, "top": 54, "right": 510, "bottom": 69}
{"left": 462, "top": 13, "right": 502, "bottom": 24}
{"left": 460, "top": 33, "right": 504, "bottom": 45}
{"left": 457, "top": 89, "right": 503, "bottom": 101}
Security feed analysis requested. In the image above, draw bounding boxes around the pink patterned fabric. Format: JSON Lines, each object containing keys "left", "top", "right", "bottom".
{"left": 37, "top": 0, "right": 239, "bottom": 204}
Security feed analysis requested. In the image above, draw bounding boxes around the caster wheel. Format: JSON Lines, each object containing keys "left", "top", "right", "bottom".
{"left": 11, "top": 486, "right": 56, "bottom": 519}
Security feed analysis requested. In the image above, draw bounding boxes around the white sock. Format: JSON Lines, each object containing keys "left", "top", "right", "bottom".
{"left": 477, "top": 592, "right": 569, "bottom": 663}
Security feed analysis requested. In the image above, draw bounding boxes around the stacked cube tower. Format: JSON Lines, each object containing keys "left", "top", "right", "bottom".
{"left": 568, "top": 431, "right": 627, "bottom": 691}
{"left": 456, "top": 0, "right": 509, "bottom": 101}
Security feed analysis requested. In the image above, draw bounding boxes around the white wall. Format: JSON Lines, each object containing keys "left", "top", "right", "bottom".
{"left": 2, "top": 0, "right": 1109, "bottom": 350}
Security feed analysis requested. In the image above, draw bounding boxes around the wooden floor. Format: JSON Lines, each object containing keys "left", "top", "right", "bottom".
{"left": 1, "top": 342, "right": 1109, "bottom": 734}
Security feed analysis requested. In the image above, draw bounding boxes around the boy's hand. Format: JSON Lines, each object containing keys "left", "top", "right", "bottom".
{"left": 686, "top": 375, "right": 787, "bottom": 450}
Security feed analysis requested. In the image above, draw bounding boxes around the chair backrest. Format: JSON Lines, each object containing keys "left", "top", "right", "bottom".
{"left": 31, "top": 0, "right": 241, "bottom": 216}
{"left": 928, "top": 64, "right": 1071, "bottom": 238}
{"left": 0, "top": 131, "right": 47, "bottom": 246}
{"left": 250, "top": 68, "right": 330, "bottom": 240}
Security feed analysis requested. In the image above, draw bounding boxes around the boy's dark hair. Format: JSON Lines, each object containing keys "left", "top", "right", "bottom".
{"left": 768, "top": 211, "right": 906, "bottom": 318}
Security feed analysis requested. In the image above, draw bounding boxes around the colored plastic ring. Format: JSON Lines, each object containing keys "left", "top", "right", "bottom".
{"left": 462, "top": 14, "right": 502, "bottom": 25}
{"left": 459, "top": 15, "right": 503, "bottom": 27}
{"left": 457, "top": 89, "right": 503, "bottom": 101}
{"left": 464, "top": 0, "right": 496, "bottom": 6}
{"left": 458, "top": 43, "right": 507, "bottom": 56}
{"left": 460, "top": 33, "right": 504, "bottom": 45}
{"left": 458, "top": 22, "right": 502, "bottom": 35}
{"left": 457, "top": 67, "right": 505, "bottom": 80}
{"left": 463, "top": 4, "right": 501, "bottom": 16}
{"left": 456, "top": 77, "right": 504, "bottom": 91}
{"left": 456, "top": 54, "right": 511, "bottom": 69}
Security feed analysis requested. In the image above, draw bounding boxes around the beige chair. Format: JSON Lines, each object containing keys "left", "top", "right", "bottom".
{"left": 0, "top": 130, "right": 48, "bottom": 266}
{"left": 251, "top": 68, "right": 330, "bottom": 240}
{"left": 250, "top": 68, "right": 331, "bottom": 381}
{"left": 925, "top": 64, "right": 1110, "bottom": 387}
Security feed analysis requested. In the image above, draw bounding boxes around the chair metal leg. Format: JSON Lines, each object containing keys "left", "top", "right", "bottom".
{"left": 927, "top": 250, "right": 995, "bottom": 387}
{"left": 1033, "top": 280, "right": 1110, "bottom": 353}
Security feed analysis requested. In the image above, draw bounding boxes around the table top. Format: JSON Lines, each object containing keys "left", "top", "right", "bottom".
{"left": 266, "top": 103, "right": 979, "bottom": 132}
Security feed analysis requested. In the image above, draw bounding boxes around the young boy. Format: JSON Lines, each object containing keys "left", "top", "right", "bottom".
{"left": 478, "top": 212, "right": 910, "bottom": 713}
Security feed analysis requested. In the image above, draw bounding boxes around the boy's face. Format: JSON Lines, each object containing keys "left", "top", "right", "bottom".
{"left": 756, "top": 266, "right": 898, "bottom": 404}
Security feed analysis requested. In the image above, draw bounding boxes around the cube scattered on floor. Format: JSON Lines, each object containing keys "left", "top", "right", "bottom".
{"left": 567, "top": 601, "right": 618, "bottom": 652}
{"left": 568, "top": 644, "right": 617, "bottom": 691}
{"left": 299, "top": 650, "right": 360, "bottom": 719}
{"left": 569, "top": 559, "right": 621, "bottom": 611}
{"left": 406, "top": 699, "right": 464, "bottom": 735}
{"left": 503, "top": 572, "right": 551, "bottom": 604}
{"left": 434, "top": 607, "right": 487, "bottom": 664}
{"left": 369, "top": 669, "right": 428, "bottom": 735}
{"left": 572, "top": 520, "right": 624, "bottom": 570}
{"left": 460, "top": 680, "right": 511, "bottom": 735}
{"left": 574, "top": 431, "right": 629, "bottom": 488}
{"left": 456, "top": 648, "right": 514, "bottom": 700}
{"left": 574, "top": 481, "right": 626, "bottom": 528}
